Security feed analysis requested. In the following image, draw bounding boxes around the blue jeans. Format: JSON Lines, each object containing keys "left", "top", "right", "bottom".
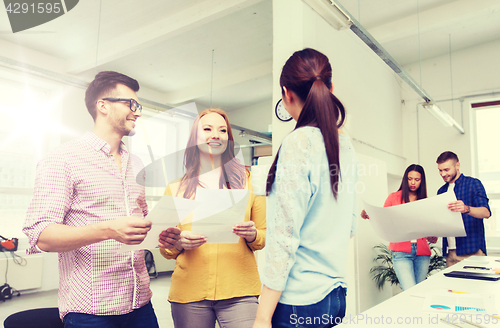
{"left": 63, "top": 301, "right": 159, "bottom": 328}
{"left": 392, "top": 244, "right": 430, "bottom": 291}
{"left": 272, "top": 286, "right": 346, "bottom": 328}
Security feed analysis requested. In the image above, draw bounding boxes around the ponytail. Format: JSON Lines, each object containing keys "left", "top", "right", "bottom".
{"left": 266, "top": 48, "right": 345, "bottom": 198}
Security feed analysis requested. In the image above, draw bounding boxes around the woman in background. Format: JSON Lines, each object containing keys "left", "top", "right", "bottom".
{"left": 253, "top": 48, "right": 358, "bottom": 328}
{"left": 159, "top": 108, "right": 266, "bottom": 328}
{"left": 361, "top": 164, "right": 438, "bottom": 291}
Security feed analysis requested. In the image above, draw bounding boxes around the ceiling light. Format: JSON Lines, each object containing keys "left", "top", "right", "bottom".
{"left": 301, "top": 0, "right": 352, "bottom": 30}
{"left": 422, "top": 102, "right": 465, "bottom": 133}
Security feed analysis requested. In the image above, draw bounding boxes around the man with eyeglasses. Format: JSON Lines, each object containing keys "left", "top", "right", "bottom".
{"left": 23, "top": 71, "right": 181, "bottom": 327}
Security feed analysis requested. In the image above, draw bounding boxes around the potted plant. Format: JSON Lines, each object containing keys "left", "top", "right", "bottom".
{"left": 370, "top": 243, "right": 445, "bottom": 290}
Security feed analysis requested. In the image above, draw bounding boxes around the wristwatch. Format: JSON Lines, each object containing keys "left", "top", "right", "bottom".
{"left": 464, "top": 205, "right": 470, "bottom": 214}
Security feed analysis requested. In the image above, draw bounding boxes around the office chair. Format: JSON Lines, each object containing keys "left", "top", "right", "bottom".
{"left": 3, "top": 308, "right": 63, "bottom": 328}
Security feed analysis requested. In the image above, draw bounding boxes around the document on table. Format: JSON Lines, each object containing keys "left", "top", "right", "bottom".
{"left": 422, "top": 290, "right": 496, "bottom": 314}
{"left": 119, "top": 195, "right": 201, "bottom": 252}
{"left": 362, "top": 191, "right": 466, "bottom": 243}
{"left": 190, "top": 188, "right": 250, "bottom": 244}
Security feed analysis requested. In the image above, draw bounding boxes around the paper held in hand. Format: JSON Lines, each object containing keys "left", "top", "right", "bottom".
{"left": 118, "top": 195, "right": 201, "bottom": 253}
{"left": 190, "top": 188, "right": 250, "bottom": 244}
{"left": 362, "top": 191, "right": 466, "bottom": 243}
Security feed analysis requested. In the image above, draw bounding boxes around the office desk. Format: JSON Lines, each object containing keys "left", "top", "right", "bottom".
{"left": 339, "top": 256, "right": 500, "bottom": 327}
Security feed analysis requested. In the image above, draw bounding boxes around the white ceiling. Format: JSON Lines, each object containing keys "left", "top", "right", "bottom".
{"left": 0, "top": 0, "right": 499, "bottom": 128}
{"left": 339, "top": 0, "right": 500, "bottom": 66}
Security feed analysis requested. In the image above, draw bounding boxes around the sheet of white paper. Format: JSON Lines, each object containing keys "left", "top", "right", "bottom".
{"left": 422, "top": 290, "right": 497, "bottom": 314}
{"left": 119, "top": 195, "right": 201, "bottom": 252}
{"left": 190, "top": 188, "right": 250, "bottom": 243}
{"left": 362, "top": 191, "right": 466, "bottom": 243}
{"left": 462, "top": 256, "right": 490, "bottom": 265}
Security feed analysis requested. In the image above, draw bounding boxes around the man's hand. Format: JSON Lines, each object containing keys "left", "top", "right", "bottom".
{"left": 37, "top": 217, "right": 152, "bottom": 252}
{"left": 175, "top": 231, "right": 207, "bottom": 251}
{"left": 448, "top": 200, "right": 467, "bottom": 213}
{"left": 233, "top": 221, "right": 257, "bottom": 243}
{"left": 158, "top": 227, "right": 181, "bottom": 249}
{"left": 106, "top": 216, "right": 152, "bottom": 245}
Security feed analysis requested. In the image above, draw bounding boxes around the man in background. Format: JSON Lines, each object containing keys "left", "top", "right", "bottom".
{"left": 23, "top": 71, "right": 180, "bottom": 327}
{"left": 437, "top": 151, "right": 491, "bottom": 267}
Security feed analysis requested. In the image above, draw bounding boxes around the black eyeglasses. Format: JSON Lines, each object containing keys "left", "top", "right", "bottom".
{"left": 101, "top": 98, "right": 143, "bottom": 113}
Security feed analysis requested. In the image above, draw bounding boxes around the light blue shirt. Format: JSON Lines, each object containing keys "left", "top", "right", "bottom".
{"left": 262, "top": 127, "right": 358, "bottom": 305}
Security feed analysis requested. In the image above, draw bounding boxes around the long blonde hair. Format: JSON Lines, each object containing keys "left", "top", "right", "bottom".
{"left": 178, "top": 108, "right": 247, "bottom": 198}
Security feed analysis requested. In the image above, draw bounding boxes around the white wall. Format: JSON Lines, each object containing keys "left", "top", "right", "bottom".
{"left": 402, "top": 39, "right": 500, "bottom": 194}
{"left": 272, "top": 0, "right": 407, "bottom": 313}
{"left": 227, "top": 100, "right": 273, "bottom": 166}
{"left": 227, "top": 100, "right": 272, "bottom": 132}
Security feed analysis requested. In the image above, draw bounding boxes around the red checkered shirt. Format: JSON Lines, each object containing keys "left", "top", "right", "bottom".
{"left": 23, "top": 132, "right": 152, "bottom": 320}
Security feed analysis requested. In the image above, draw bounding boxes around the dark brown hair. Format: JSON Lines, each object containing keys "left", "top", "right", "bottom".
{"left": 266, "top": 48, "right": 345, "bottom": 198}
{"left": 436, "top": 151, "right": 459, "bottom": 164}
{"left": 398, "top": 164, "right": 427, "bottom": 203}
{"left": 85, "top": 71, "right": 140, "bottom": 120}
{"left": 178, "top": 108, "right": 247, "bottom": 199}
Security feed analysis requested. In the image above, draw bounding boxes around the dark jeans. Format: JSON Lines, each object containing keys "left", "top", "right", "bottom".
{"left": 63, "top": 301, "right": 159, "bottom": 328}
{"left": 272, "top": 286, "right": 346, "bottom": 328}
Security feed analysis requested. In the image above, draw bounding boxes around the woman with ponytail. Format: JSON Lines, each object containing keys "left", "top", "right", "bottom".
{"left": 253, "top": 48, "right": 358, "bottom": 328}
{"left": 159, "top": 108, "right": 266, "bottom": 328}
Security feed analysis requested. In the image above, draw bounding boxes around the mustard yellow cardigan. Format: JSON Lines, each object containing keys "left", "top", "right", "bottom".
{"left": 159, "top": 172, "right": 266, "bottom": 303}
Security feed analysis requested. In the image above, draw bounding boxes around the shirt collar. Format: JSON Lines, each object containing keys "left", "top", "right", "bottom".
{"left": 454, "top": 173, "right": 464, "bottom": 185}
{"left": 82, "top": 131, "right": 127, "bottom": 155}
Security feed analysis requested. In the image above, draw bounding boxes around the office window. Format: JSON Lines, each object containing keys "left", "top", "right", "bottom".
{"left": 0, "top": 75, "right": 192, "bottom": 238}
{"left": 0, "top": 78, "right": 62, "bottom": 237}
{"left": 474, "top": 102, "right": 500, "bottom": 237}
{"left": 129, "top": 107, "right": 191, "bottom": 210}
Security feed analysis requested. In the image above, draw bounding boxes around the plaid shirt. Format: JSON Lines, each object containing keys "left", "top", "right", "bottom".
{"left": 23, "top": 132, "right": 152, "bottom": 320}
{"left": 437, "top": 174, "right": 491, "bottom": 256}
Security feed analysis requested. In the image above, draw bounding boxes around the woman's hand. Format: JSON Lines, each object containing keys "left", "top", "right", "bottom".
{"left": 233, "top": 221, "right": 257, "bottom": 243}
{"left": 158, "top": 227, "right": 181, "bottom": 249}
{"left": 426, "top": 236, "right": 438, "bottom": 244}
{"left": 360, "top": 209, "right": 370, "bottom": 220}
{"left": 175, "top": 230, "right": 207, "bottom": 251}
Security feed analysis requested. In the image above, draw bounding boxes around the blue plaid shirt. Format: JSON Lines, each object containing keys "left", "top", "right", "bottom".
{"left": 437, "top": 174, "right": 490, "bottom": 256}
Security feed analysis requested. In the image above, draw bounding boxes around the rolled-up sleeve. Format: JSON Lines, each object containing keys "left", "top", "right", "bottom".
{"left": 159, "top": 244, "right": 182, "bottom": 259}
{"left": 246, "top": 194, "right": 266, "bottom": 251}
{"left": 159, "top": 183, "right": 183, "bottom": 260}
{"left": 472, "top": 179, "right": 490, "bottom": 215}
{"left": 23, "top": 154, "right": 73, "bottom": 254}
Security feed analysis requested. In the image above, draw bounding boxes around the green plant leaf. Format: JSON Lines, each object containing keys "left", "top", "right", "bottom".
{"left": 370, "top": 243, "right": 446, "bottom": 290}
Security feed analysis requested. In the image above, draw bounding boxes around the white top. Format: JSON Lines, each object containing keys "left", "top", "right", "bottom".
{"left": 447, "top": 182, "right": 456, "bottom": 250}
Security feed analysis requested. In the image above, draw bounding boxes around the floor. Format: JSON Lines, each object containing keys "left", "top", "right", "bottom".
{"left": 0, "top": 272, "right": 175, "bottom": 328}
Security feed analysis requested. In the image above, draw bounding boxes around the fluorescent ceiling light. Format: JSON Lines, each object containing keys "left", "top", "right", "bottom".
{"left": 320, "top": 2, "right": 465, "bottom": 134}
{"left": 422, "top": 102, "right": 465, "bottom": 133}
{"left": 422, "top": 103, "right": 453, "bottom": 127}
{"left": 302, "top": 0, "right": 353, "bottom": 30}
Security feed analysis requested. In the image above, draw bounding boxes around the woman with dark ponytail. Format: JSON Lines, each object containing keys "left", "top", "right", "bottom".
{"left": 253, "top": 48, "right": 358, "bottom": 328}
